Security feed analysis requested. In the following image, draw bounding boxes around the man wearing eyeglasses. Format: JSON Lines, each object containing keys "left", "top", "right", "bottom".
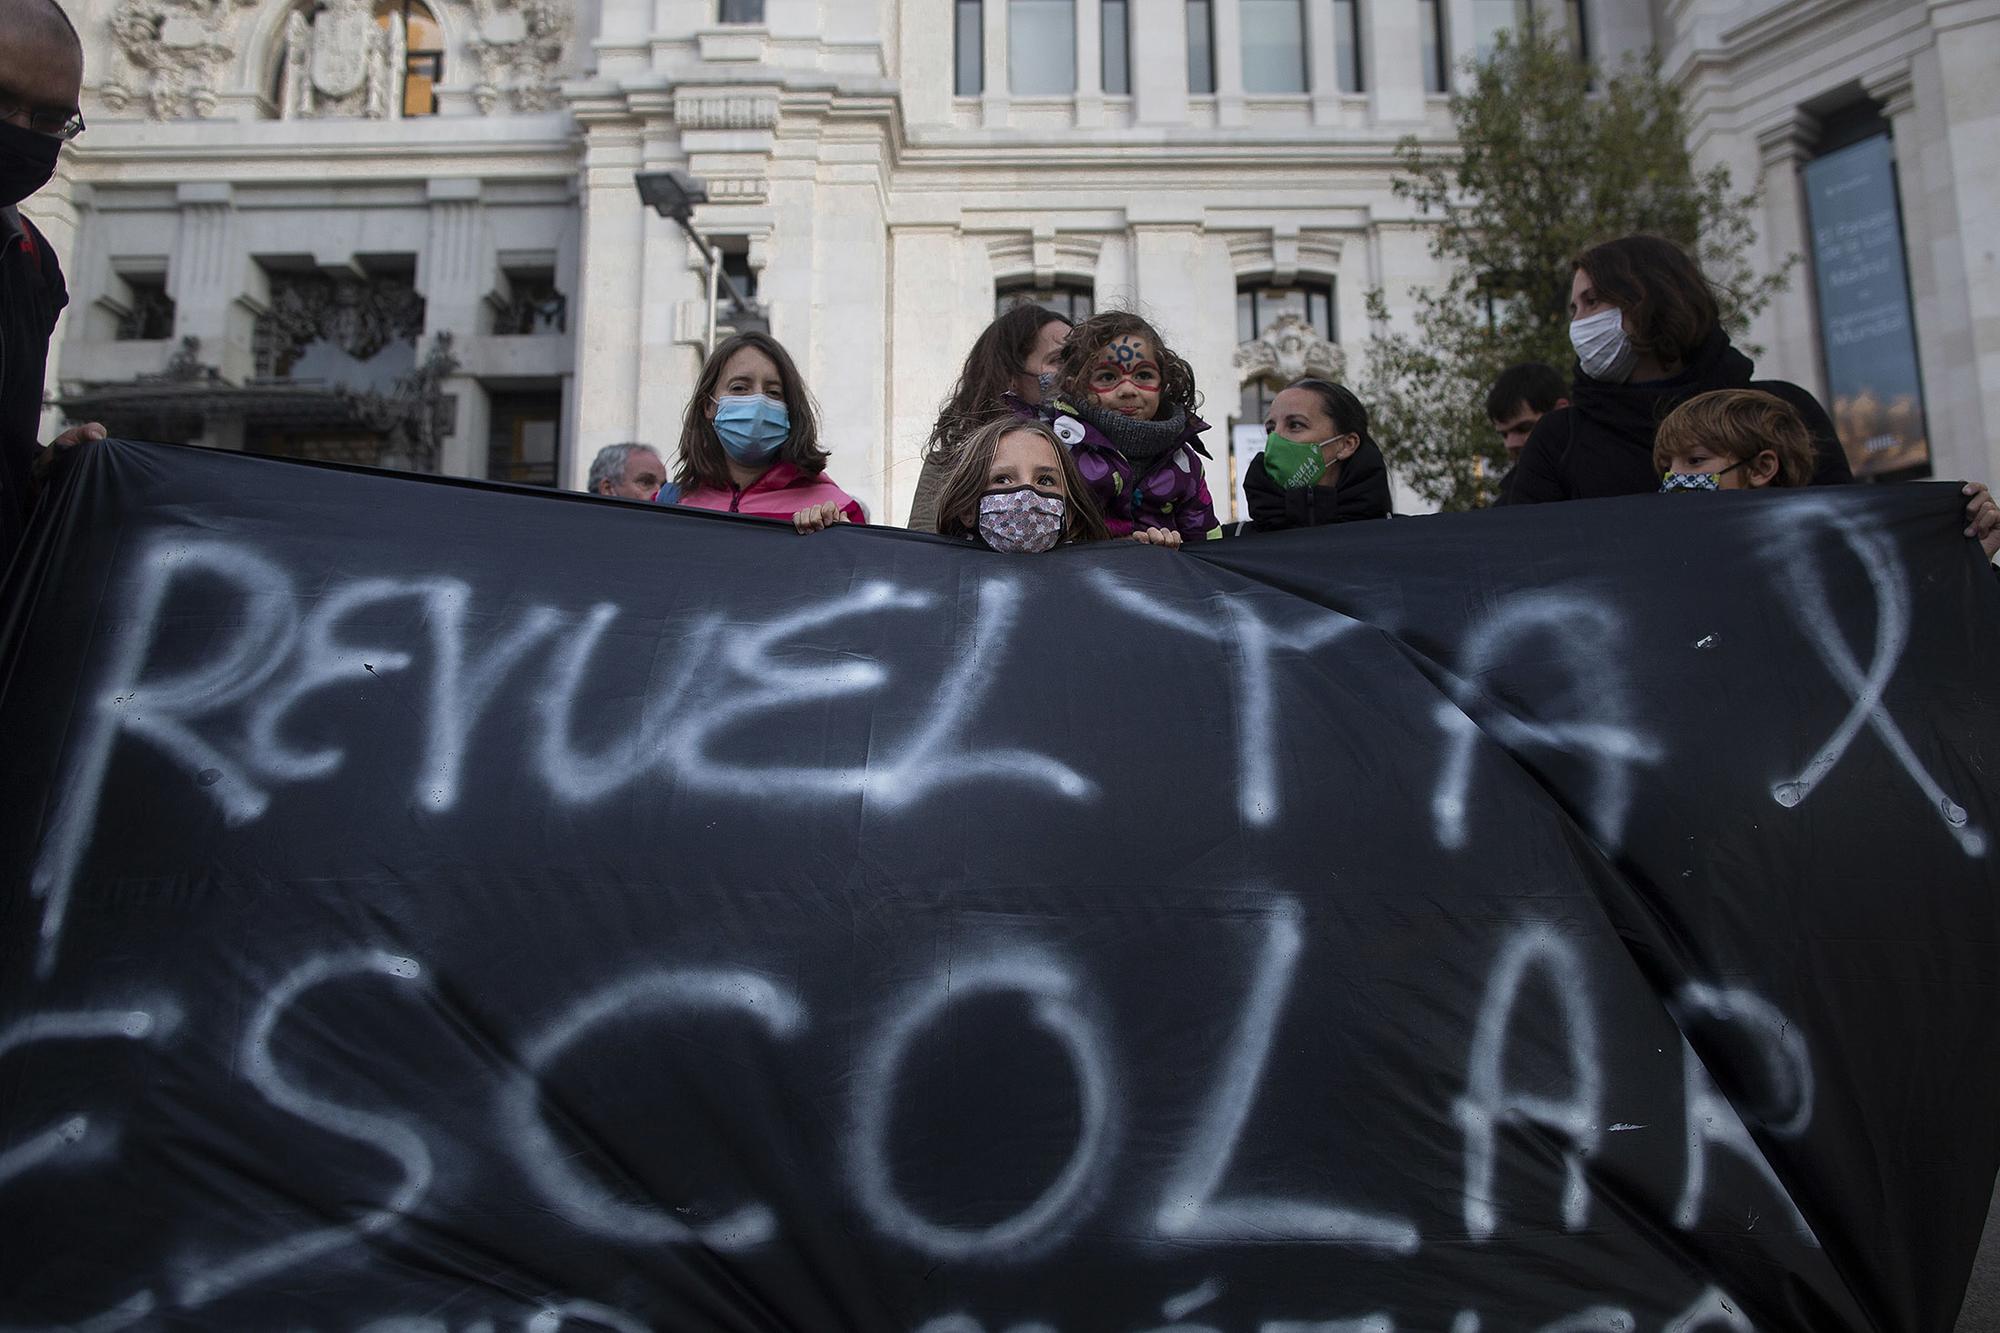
{"left": 1, "top": 0, "right": 103, "bottom": 562}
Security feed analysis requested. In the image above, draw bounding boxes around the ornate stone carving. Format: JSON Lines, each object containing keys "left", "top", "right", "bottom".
{"left": 279, "top": 0, "right": 406, "bottom": 120}
{"left": 1234, "top": 312, "right": 1345, "bottom": 387}
{"left": 350, "top": 332, "right": 460, "bottom": 473}
{"left": 254, "top": 271, "right": 428, "bottom": 378}
{"left": 101, "top": 0, "right": 254, "bottom": 120}
{"left": 467, "top": 0, "right": 574, "bottom": 113}
{"left": 102, "top": 0, "right": 572, "bottom": 120}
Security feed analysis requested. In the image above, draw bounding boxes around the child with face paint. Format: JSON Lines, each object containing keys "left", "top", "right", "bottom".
{"left": 1243, "top": 378, "right": 1393, "bottom": 532}
{"left": 933, "top": 418, "right": 1115, "bottom": 551}
{"left": 671, "top": 332, "right": 866, "bottom": 532}
{"left": 1039, "top": 312, "right": 1218, "bottom": 543}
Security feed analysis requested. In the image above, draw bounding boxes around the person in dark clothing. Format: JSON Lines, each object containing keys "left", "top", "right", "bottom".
{"left": 1, "top": 0, "right": 103, "bottom": 563}
{"left": 1503, "top": 234, "right": 1852, "bottom": 505}
{"left": 1486, "top": 362, "right": 1567, "bottom": 502}
{"left": 1243, "top": 378, "right": 1393, "bottom": 532}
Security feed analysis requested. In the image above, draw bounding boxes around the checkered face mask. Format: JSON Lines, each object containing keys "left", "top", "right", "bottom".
{"left": 977, "top": 485, "right": 1067, "bottom": 554}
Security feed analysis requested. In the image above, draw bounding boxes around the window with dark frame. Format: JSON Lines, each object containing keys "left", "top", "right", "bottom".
{"left": 115, "top": 274, "right": 176, "bottom": 342}
{"left": 1563, "top": 0, "right": 1590, "bottom": 62}
{"left": 486, "top": 390, "right": 563, "bottom": 488}
{"left": 1333, "top": 0, "right": 1364, "bottom": 93}
{"left": 1237, "top": 279, "right": 1336, "bottom": 423}
{"left": 377, "top": 0, "right": 444, "bottom": 117}
{"left": 1102, "top": 0, "right": 1130, "bottom": 96}
{"left": 490, "top": 270, "right": 567, "bottom": 337}
{"left": 1418, "top": 0, "right": 1447, "bottom": 94}
{"left": 955, "top": 0, "right": 983, "bottom": 95}
{"left": 996, "top": 281, "right": 1094, "bottom": 324}
{"left": 1187, "top": 0, "right": 1216, "bottom": 95}
{"left": 719, "top": 0, "right": 765, "bottom": 22}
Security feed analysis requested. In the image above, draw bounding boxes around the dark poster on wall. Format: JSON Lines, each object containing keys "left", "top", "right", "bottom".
{"left": 3, "top": 441, "right": 1999, "bottom": 1333}
{"left": 1804, "top": 133, "right": 1931, "bottom": 478}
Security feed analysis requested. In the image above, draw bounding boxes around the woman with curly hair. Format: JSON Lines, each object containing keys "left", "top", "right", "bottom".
{"left": 1037, "top": 310, "right": 1217, "bottom": 543}
{"left": 907, "top": 304, "right": 1073, "bottom": 533}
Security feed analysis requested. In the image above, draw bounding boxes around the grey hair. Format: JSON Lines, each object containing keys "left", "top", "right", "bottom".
{"left": 586, "top": 442, "right": 661, "bottom": 494}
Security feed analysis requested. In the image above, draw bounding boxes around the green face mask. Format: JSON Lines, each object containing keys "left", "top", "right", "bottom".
{"left": 1263, "top": 432, "right": 1334, "bottom": 489}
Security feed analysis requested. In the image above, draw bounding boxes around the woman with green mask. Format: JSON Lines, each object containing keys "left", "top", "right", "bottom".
{"left": 1243, "top": 378, "right": 1392, "bottom": 532}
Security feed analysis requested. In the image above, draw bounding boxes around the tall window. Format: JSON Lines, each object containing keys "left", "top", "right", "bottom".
{"left": 487, "top": 391, "right": 562, "bottom": 488}
{"left": 1418, "top": 0, "right": 1447, "bottom": 94}
{"left": 718, "top": 0, "right": 764, "bottom": 20}
{"left": 1333, "top": 0, "right": 1364, "bottom": 93}
{"left": 997, "top": 281, "right": 1093, "bottom": 323}
{"left": 1562, "top": 0, "right": 1590, "bottom": 62}
{"left": 1470, "top": 0, "right": 1530, "bottom": 61}
{"left": 1241, "top": 0, "right": 1306, "bottom": 93}
{"left": 1009, "top": 0, "right": 1076, "bottom": 95}
{"left": 955, "top": 0, "right": 982, "bottom": 95}
{"left": 1237, "top": 280, "right": 1336, "bottom": 422}
{"left": 378, "top": 0, "right": 444, "bottom": 117}
{"left": 1102, "top": 0, "right": 1130, "bottom": 96}
{"left": 1187, "top": 0, "right": 1216, "bottom": 94}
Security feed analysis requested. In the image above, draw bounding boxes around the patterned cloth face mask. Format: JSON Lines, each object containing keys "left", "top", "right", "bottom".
{"left": 977, "top": 485, "right": 1067, "bottom": 553}
{"left": 1660, "top": 459, "right": 1747, "bottom": 494}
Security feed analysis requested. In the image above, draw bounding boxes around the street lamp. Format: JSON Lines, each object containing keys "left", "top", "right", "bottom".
{"left": 634, "top": 169, "right": 765, "bottom": 354}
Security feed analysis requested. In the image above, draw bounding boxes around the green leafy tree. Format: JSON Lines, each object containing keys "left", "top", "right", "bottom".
{"left": 1362, "top": 31, "right": 1788, "bottom": 510}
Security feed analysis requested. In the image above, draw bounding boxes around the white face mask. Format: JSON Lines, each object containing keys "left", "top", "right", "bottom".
{"left": 1570, "top": 307, "right": 1638, "bottom": 383}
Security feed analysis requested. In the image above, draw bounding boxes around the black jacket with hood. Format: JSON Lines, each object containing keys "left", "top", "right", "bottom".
{"left": 1, "top": 205, "right": 68, "bottom": 562}
{"left": 1500, "top": 327, "right": 1852, "bottom": 504}
{"left": 1244, "top": 434, "right": 1394, "bottom": 532}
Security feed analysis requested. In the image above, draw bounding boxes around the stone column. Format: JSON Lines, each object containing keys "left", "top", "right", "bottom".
{"left": 1445, "top": 0, "right": 1476, "bottom": 94}
{"left": 167, "top": 182, "right": 259, "bottom": 393}
{"left": 1213, "top": 0, "right": 1246, "bottom": 126}
{"left": 801, "top": 168, "right": 891, "bottom": 520}
{"left": 886, "top": 223, "right": 974, "bottom": 525}
{"left": 898, "top": 0, "right": 952, "bottom": 125}
{"left": 1752, "top": 108, "right": 1823, "bottom": 403}
{"left": 1368, "top": 0, "right": 1426, "bottom": 122}
{"left": 1924, "top": 3, "right": 2000, "bottom": 483}
{"left": 1131, "top": 213, "right": 1235, "bottom": 512}
{"left": 1075, "top": 0, "right": 1105, "bottom": 127}
{"left": 981, "top": 0, "right": 1010, "bottom": 127}
{"left": 1305, "top": 0, "right": 1339, "bottom": 124}
{"left": 566, "top": 123, "right": 647, "bottom": 488}
{"left": 423, "top": 180, "right": 491, "bottom": 479}
{"left": 1132, "top": 0, "right": 1190, "bottom": 125}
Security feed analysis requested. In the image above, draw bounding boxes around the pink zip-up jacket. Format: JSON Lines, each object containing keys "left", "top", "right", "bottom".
{"left": 677, "top": 460, "right": 867, "bottom": 525}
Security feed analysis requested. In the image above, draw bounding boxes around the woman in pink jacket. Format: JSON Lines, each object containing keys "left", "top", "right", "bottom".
{"left": 672, "top": 331, "right": 866, "bottom": 532}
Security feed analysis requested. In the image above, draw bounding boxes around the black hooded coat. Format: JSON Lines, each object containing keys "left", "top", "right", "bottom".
{"left": 1501, "top": 327, "right": 1853, "bottom": 503}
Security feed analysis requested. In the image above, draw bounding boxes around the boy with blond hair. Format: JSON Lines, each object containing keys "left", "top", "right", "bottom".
{"left": 1653, "top": 389, "right": 1816, "bottom": 492}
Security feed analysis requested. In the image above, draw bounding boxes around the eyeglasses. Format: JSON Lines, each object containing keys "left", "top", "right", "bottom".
{"left": 0, "top": 97, "right": 85, "bottom": 142}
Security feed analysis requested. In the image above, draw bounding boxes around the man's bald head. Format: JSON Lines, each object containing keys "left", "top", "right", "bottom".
{"left": 0, "top": 0, "right": 85, "bottom": 127}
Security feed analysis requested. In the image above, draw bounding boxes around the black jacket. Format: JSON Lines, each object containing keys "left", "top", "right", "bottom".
{"left": 1, "top": 206, "right": 67, "bottom": 562}
{"left": 1501, "top": 327, "right": 1852, "bottom": 504}
{"left": 1244, "top": 434, "right": 1393, "bottom": 532}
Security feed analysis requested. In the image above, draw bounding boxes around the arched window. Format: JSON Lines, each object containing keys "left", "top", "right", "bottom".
{"left": 380, "top": 0, "right": 444, "bottom": 117}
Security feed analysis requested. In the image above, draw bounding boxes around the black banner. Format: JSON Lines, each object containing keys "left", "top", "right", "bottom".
{"left": 3, "top": 441, "right": 1998, "bottom": 1333}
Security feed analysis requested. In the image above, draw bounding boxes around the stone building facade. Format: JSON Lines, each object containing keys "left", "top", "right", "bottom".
{"left": 25, "top": 0, "right": 1999, "bottom": 520}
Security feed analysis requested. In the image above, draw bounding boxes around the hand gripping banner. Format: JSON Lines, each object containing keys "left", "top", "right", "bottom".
{"left": 3, "top": 441, "right": 1998, "bottom": 1333}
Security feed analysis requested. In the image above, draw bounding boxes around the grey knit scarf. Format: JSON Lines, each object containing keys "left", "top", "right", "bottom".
{"left": 1073, "top": 400, "right": 1189, "bottom": 464}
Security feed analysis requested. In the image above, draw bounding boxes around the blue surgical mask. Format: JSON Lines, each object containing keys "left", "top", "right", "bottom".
{"left": 713, "top": 395, "right": 790, "bottom": 465}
